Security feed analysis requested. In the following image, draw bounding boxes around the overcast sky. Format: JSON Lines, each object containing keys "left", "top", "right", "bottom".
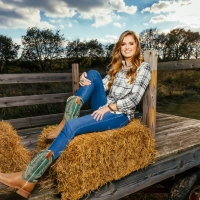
{"left": 0, "top": 0, "right": 199, "bottom": 45}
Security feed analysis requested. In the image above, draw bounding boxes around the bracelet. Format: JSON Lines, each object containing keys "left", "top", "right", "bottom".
{"left": 108, "top": 105, "right": 116, "bottom": 114}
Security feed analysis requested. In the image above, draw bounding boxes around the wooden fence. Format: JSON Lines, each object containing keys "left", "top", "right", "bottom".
{"left": 1, "top": 51, "right": 199, "bottom": 138}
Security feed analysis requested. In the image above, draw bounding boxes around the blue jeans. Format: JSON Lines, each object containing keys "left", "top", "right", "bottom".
{"left": 48, "top": 70, "right": 129, "bottom": 159}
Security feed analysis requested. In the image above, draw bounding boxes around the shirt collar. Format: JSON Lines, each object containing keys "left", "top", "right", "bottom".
{"left": 121, "top": 60, "right": 133, "bottom": 72}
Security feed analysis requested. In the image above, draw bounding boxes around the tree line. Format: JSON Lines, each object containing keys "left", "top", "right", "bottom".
{"left": 0, "top": 27, "right": 199, "bottom": 73}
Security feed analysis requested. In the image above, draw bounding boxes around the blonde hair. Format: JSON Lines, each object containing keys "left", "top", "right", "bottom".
{"left": 107, "top": 30, "right": 144, "bottom": 89}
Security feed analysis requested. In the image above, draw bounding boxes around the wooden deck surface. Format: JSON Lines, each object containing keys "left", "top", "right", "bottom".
{"left": 156, "top": 112, "right": 200, "bottom": 159}
{"left": 18, "top": 112, "right": 200, "bottom": 159}
{"left": 1, "top": 112, "right": 200, "bottom": 200}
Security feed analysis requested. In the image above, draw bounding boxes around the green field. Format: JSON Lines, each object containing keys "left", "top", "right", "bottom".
{"left": 157, "top": 92, "right": 200, "bottom": 120}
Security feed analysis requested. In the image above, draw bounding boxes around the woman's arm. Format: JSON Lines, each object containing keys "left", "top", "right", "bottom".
{"left": 91, "top": 103, "right": 117, "bottom": 121}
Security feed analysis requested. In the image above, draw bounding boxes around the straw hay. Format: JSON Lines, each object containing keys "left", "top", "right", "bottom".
{"left": 37, "top": 125, "right": 57, "bottom": 151}
{"left": 0, "top": 121, "right": 31, "bottom": 174}
{"left": 37, "top": 119, "right": 156, "bottom": 200}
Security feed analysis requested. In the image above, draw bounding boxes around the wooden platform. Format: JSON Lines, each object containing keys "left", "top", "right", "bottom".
{"left": 156, "top": 112, "right": 200, "bottom": 159}
{"left": 1, "top": 112, "right": 200, "bottom": 200}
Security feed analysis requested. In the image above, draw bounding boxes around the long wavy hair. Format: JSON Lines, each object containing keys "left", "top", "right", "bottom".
{"left": 107, "top": 30, "right": 144, "bottom": 89}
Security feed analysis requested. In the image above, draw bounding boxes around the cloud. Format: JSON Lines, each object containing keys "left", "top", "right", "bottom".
{"left": 91, "top": 13, "right": 113, "bottom": 27}
{"left": 77, "top": 36, "right": 113, "bottom": 44}
{"left": 150, "top": 15, "right": 176, "bottom": 23}
{"left": 66, "top": 21, "right": 72, "bottom": 27}
{"left": 141, "top": 7, "right": 150, "bottom": 14}
{"left": 12, "top": 37, "right": 22, "bottom": 45}
{"left": 162, "top": 29, "right": 170, "bottom": 34}
{"left": 106, "top": 34, "right": 118, "bottom": 40}
{"left": 50, "top": 20, "right": 56, "bottom": 23}
{"left": 98, "top": 38, "right": 112, "bottom": 43}
{"left": 141, "top": 0, "right": 191, "bottom": 14}
{"left": 0, "top": 1, "right": 55, "bottom": 29}
{"left": 109, "top": 0, "right": 137, "bottom": 14}
{"left": 142, "top": 0, "right": 200, "bottom": 30}
{"left": 0, "top": 0, "right": 137, "bottom": 29}
{"left": 60, "top": 25, "right": 64, "bottom": 29}
{"left": 113, "top": 22, "right": 125, "bottom": 28}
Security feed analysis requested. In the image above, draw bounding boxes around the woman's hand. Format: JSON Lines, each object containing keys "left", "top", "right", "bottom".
{"left": 91, "top": 106, "right": 110, "bottom": 121}
{"left": 79, "top": 72, "right": 91, "bottom": 86}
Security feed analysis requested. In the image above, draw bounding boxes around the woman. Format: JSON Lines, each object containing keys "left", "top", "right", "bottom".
{"left": 0, "top": 30, "right": 151, "bottom": 199}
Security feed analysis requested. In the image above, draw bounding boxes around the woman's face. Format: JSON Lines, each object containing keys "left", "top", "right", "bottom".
{"left": 120, "top": 35, "right": 137, "bottom": 62}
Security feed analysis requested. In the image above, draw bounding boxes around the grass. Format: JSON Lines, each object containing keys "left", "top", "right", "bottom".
{"left": 157, "top": 91, "right": 200, "bottom": 120}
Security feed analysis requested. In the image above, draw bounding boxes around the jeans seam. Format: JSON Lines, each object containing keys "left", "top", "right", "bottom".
{"left": 72, "top": 114, "right": 128, "bottom": 134}
{"left": 120, "top": 119, "right": 129, "bottom": 127}
{"left": 63, "top": 123, "right": 73, "bottom": 139}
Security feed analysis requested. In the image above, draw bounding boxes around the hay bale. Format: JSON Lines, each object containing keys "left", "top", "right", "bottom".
{"left": 0, "top": 121, "right": 31, "bottom": 173}
{"left": 38, "top": 119, "right": 156, "bottom": 200}
{"left": 37, "top": 125, "right": 57, "bottom": 151}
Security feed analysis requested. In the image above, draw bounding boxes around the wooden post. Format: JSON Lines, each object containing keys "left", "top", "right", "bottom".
{"left": 72, "top": 63, "right": 79, "bottom": 95}
{"left": 143, "top": 50, "right": 158, "bottom": 138}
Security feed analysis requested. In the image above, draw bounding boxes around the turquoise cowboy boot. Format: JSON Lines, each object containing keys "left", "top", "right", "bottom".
{"left": 64, "top": 96, "right": 84, "bottom": 122}
{"left": 0, "top": 150, "right": 54, "bottom": 199}
{"left": 45, "top": 96, "right": 84, "bottom": 140}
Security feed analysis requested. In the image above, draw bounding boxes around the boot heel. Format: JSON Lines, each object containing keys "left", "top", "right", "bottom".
{"left": 16, "top": 188, "right": 30, "bottom": 199}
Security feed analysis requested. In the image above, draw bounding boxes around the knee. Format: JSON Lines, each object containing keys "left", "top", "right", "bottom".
{"left": 87, "top": 70, "right": 101, "bottom": 79}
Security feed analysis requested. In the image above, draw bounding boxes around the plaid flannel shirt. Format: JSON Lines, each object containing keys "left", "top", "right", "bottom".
{"left": 102, "top": 62, "right": 151, "bottom": 120}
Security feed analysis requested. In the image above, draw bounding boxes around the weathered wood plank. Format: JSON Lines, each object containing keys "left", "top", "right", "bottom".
{"left": 143, "top": 50, "right": 158, "bottom": 138}
{"left": 0, "top": 73, "right": 72, "bottom": 84}
{"left": 72, "top": 64, "right": 80, "bottom": 95}
{"left": 7, "top": 109, "right": 92, "bottom": 129}
{"left": 156, "top": 120, "right": 190, "bottom": 132}
{"left": 156, "top": 114, "right": 185, "bottom": 123}
{"left": 156, "top": 118, "right": 200, "bottom": 133}
{"left": 156, "top": 112, "right": 176, "bottom": 119}
{"left": 19, "top": 127, "right": 43, "bottom": 151}
{"left": 0, "top": 92, "right": 73, "bottom": 108}
{"left": 156, "top": 121, "right": 200, "bottom": 138}
{"left": 155, "top": 114, "right": 200, "bottom": 158}
{"left": 158, "top": 59, "right": 200, "bottom": 70}
{"left": 156, "top": 128, "right": 200, "bottom": 145}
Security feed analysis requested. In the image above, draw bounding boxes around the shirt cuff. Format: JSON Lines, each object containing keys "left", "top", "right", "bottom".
{"left": 116, "top": 100, "right": 124, "bottom": 112}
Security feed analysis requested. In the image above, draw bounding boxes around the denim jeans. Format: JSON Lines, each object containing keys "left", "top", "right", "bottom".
{"left": 48, "top": 70, "right": 129, "bottom": 159}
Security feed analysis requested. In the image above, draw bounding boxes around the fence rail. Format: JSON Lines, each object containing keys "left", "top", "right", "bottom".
{"left": 158, "top": 59, "right": 200, "bottom": 70}
{"left": 0, "top": 73, "right": 73, "bottom": 84}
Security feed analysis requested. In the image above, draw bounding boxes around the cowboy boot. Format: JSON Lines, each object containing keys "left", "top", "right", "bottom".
{"left": 45, "top": 96, "right": 83, "bottom": 140}
{"left": 0, "top": 150, "right": 54, "bottom": 199}
{"left": 64, "top": 96, "right": 83, "bottom": 122}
